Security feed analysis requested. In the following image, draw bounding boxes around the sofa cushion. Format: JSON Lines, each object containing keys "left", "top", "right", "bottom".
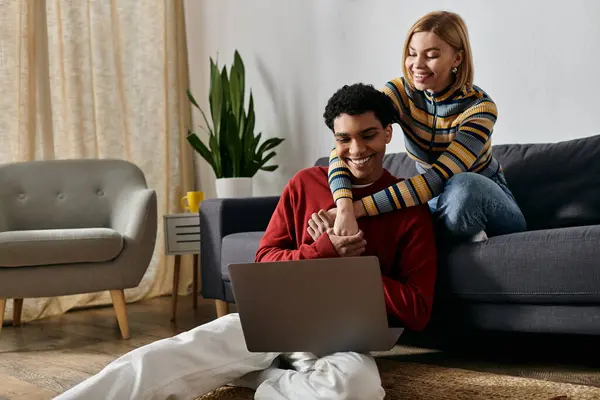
{"left": 493, "top": 134, "right": 600, "bottom": 231}
{"left": 0, "top": 228, "right": 123, "bottom": 267}
{"left": 438, "top": 225, "right": 600, "bottom": 304}
{"left": 221, "top": 231, "right": 264, "bottom": 280}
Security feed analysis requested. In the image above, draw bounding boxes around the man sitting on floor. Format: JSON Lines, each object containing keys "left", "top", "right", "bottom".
{"left": 55, "top": 83, "right": 437, "bottom": 400}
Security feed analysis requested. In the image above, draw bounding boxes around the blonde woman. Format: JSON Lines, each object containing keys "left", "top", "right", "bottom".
{"left": 321, "top": 11, "right": 526, "bottom": 242}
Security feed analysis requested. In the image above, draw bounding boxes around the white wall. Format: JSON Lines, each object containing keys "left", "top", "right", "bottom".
{"left": 184, "top": 0, "right": 600, "bottom": 197}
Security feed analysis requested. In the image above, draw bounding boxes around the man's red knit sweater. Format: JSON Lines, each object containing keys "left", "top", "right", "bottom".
{"left": 255, "top": 167, "right": 437, "bottom": 331}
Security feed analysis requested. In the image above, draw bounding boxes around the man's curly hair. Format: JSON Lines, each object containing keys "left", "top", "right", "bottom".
{"left": 323, "top": 83, "right": 398, "bottom": 131}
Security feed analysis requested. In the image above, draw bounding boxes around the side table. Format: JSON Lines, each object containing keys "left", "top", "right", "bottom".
{"left": 163, "top": 213, "right": 201, "bottom": 321}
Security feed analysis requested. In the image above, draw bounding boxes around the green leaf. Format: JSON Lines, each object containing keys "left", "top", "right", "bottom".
{"left": 245, "top": 160, "right": 261, "bottom": 177}
{"left": 233, "top": 50, "right": 245, "bottom": 120}
{"left": 242, "top": 131, "right": 260, "bottom": 176}
{"left": 225, "top": 110, "right": 242, "bottom": 177}
{"left": 245, "top": 92, "right": 255, "bottom": 138}
{"left": 187, "top": 132, "right": 216, "bottom": 173}
{"left": 187, "top": 89, "right": 213, "bottom": 135}
{"left": 238, "top": 94, "right": 254, "bottom": 176}
{"left": 260, "top": 151, "right": 277, "bottom": 166}
{"left": 229, "top": 67, "right": 241, "bottom": 122}
{"left": 186, "top": 88, "right": 201, "bottom": 109}
{"left": 243, "top": 93, "right": 256, "bottom": 161}
{"left": 218, "top": 107, "right": 230, "bottom": 177}
{"left": 249, "top": 131, "right": 261, "bottom": 157}
{"left": 257, "top": 137, "right": 285, "bottom": 156}
{"left": 221, "top": 66, "right": 230, "bottom": 111}
{"left": 260, "top": 165, "right": 278, "bottom": 172}
{"left": 210, "top": 59, "right": 223, "bottom": 137}
{"left": 208, "top": 58, "right": 216, "bottom": 118}
{"left": 209, "top": 132, "right": 221, "bottom": 178}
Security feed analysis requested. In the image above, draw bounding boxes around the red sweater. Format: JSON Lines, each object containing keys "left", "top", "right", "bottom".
{"left": 255, "top": 167, "right": 437, "bottom": 331}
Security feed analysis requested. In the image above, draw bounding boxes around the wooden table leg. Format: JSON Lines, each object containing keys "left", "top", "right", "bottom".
{"left": 193, "top": 253, "right": 199, "bottom": 309}
{"left": 171, "top": 255, "right": 181, "bottom": 322}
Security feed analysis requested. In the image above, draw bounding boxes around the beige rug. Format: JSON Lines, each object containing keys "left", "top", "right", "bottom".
{"left": 197, "top": 358, "right": 600, "bottom": 400}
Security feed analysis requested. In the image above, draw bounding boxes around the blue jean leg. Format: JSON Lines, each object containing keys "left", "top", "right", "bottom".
{"left": 428, "top": 172, "right": 527, "bottom": 239}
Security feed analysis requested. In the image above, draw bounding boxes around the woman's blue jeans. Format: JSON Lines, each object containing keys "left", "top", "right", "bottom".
{"left": 427, "top": 172, "right": 527, "bottom": 239}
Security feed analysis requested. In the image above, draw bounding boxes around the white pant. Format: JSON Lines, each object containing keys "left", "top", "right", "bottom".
{"left": 55, "top": 313, "right": 385, "bottom": 400}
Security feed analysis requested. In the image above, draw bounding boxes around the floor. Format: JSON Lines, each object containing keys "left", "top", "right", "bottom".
{"left": 0, "top": 295, "right": 221, "bottom": 399}
{"left": 1, "top": 295, "right": 599, "bottom": 399}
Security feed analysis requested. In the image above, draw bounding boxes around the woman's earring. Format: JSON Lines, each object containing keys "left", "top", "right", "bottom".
{"left": 452, "top": 67, "right": 458, "bottom": 73}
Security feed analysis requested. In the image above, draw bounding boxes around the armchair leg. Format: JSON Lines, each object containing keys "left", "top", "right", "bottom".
{"left": 0, "top": 299, "right": 6, "bottom": 334}
{"left": 109, "top": 290, "right": 130, "bottom": 339}
{"left": 215, "top": 300, "right": 229, "bottom": 318}
{"left": 13, "top": 299, "right": 23, "bottom": 327}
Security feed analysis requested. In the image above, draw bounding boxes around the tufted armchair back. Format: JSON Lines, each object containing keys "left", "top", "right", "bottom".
{"left": 0, "top": 159, "right": 149, "bottom": 232}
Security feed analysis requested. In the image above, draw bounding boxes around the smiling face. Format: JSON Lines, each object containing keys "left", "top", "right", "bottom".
{"left": 405, "top": 31, "right": 463, "bottom": 93}
{"left": 333, "top": 111, "right": 392, "bottom": 185}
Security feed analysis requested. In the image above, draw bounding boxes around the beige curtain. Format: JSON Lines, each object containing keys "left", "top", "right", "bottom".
{"left": 0, "top": 0, "right": 196, "bottom": 322}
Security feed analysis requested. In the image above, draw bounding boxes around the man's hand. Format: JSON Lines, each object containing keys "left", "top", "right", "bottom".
{"left": 307, "top": 210, "right": 335, "bottom": 241}
{"left": 327, "top": 228, "right": 366, "bottom": 257}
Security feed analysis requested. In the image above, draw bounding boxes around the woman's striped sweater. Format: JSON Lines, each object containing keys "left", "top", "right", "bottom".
{"left": 328, "top": 77, "right": 501, "bottom": 216}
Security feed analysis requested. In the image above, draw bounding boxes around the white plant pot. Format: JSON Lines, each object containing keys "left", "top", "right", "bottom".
{"left": 215, "top": 177, "right": 253, "bottom": 198}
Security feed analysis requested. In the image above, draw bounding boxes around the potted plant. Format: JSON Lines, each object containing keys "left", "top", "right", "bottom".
{"left": 186, "top": 51, "right": 284, "bottom": 198}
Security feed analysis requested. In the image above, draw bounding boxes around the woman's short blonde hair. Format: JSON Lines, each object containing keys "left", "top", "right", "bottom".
{"left": 402, "top": 11, "right": 474, "bottom": 94}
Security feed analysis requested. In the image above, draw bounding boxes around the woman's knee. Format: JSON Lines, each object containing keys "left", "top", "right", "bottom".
{"left": 434, "top": 173, "right": 495, "bottom": 237}
{"left": 442, "top": 173, "right": 490, "bottom": 204}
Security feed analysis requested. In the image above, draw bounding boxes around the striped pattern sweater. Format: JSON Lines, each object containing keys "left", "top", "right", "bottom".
{"left": 328, "top": 77, "right": 500, "bottom": 216}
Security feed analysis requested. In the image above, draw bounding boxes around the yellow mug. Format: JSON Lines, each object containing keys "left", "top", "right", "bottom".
{"left": 181, "top": 191, "right": 205, "bottom": 213}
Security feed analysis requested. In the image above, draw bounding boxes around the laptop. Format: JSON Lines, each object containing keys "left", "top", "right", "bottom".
{"left": 228, "top": 256, "right": 403, "bottom": 356}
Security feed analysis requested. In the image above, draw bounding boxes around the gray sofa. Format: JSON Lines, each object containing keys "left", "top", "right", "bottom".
{"left": 0, "top": 159, "right": 157, "bottom": 339}
{"left": 200, "top": 135, "right": 600, "bottom": 334}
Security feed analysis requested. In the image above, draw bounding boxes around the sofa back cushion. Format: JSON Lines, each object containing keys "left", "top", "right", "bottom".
{"left": 316, "top": 134, "right": 600, "bottom": 231}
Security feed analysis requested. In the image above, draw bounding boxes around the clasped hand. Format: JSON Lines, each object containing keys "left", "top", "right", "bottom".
{"left": 307, "top": 209, "right": 365, "bottom": 257}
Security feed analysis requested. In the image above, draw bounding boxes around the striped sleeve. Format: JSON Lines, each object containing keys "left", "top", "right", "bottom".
{"left": 328, "top": 147, "right": 353, "bottom": 202}
{"left": 361, "top": 98, "right": 498, "bottom": 216}
{"left": 381, "top": 78, "right": 406, "bottom": 122}
{"left": 327, "top": 79, "right": 404, "bottom": 204}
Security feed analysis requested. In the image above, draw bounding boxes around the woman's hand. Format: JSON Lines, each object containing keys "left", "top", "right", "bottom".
{"left": 331, "top": 198, "right": 359, "bottom": 236}
{"left": 307, "top": 210, "right": 335, "bottom": 241}
{"left": 333, "top": 208, "right": 359, "bottom": 236}
{"left": 306, "top": 198, "right": 364, "bottom": 240}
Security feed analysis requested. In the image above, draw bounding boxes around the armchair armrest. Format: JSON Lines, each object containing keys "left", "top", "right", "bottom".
{"left": 111, "top": 188, "right": 157, "bottom": 241}
{"left": 108, "top": 187, "right": 157, "bottom": 289}
{"left": 0, "top": 210, "right": 8, "bottom": 233}
{"left": 200, "top": 196, "right": 280, "bottom": 299}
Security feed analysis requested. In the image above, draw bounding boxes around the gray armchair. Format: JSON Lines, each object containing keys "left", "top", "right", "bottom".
{"left": 0, "top": 159, "right": 157, "bottom": 339}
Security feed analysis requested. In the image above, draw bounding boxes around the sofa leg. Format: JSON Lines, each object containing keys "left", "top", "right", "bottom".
{"left": 215, "top": 300, "right": 229, "bottom": 318}
{"left": 110, "top": 290, "right": 130, "bottom": 339}
{"left": 0, "top": 299, "right": 6, "bottom": 334}
{"left": 13, "top": 299, "right": 23, "bottom": 327}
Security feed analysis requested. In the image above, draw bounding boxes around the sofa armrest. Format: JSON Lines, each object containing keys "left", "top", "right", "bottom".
{"left": 200, "top": 196, "right": 280, "bottom": 300}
